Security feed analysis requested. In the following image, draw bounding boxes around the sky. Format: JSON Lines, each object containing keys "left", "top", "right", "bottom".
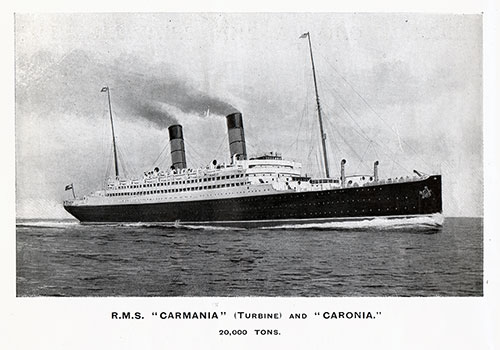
{"left": 14, "top": 13, "right": 483, "bottom": 218}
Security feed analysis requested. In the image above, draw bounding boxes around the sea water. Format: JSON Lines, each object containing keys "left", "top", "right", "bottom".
{"left": 16, "top": 217, "right": 482, "bottom": 297}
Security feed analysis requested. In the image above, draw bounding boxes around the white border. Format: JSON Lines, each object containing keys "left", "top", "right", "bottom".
{"left": 2, "top": 1, "right": 498, "bottom": 349}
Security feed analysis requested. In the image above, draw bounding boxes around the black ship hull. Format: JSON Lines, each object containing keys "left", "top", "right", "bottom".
{"left": 64, "top": 175, "right": 442, "bottom": 228}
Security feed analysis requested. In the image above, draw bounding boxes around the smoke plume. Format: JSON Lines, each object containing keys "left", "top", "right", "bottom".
{"left": 114, "top": 67, "right": 239, "bottom": 129}
{"left": 16, "top": 49, "right": 239, "bottom": 130}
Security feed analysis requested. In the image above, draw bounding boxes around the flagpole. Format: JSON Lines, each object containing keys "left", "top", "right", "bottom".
{"left": 105, "top": 87, "right": 120, "bottom": 179}
{"left": 302, "top": 32, "right": 330, "bottom": 178}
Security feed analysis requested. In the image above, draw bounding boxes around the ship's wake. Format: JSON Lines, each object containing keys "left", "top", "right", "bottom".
{"left": 264, "top": 214, "right": 444, "bottom": 231}
{"left": 17, "top": 214, "right": 444, "bottom": 232}
{"left": 116, "top": 222, "right": 246, "bottom": 231}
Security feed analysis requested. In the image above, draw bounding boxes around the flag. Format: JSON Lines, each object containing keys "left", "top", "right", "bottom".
{"left": 65, "top": 184, "right": 73, "bottom": 191}
{"left": 101, "top": 86, "right": 109, "bottom": 92}
{"left": 299, "top": 32, "right": 308, "bottom": 39}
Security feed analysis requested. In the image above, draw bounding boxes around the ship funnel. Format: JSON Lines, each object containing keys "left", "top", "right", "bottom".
{"left": 168, "top": 124, "right": 187, "bottom": 170}
{"left": 340, "top": 159, "right": 346, "bottom": 187}
{"left": 374, "top": 160, "right": 379, "bottom": 182}
{"left": 226, "top": 112, "right": 247, "bottom": 161}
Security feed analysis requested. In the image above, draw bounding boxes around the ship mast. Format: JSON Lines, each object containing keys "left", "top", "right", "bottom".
{"left": 101, "top": 86, "right": 119, "bottom": 179}
{"left": 301, "top": 32, "right": 330, "bottom": 178}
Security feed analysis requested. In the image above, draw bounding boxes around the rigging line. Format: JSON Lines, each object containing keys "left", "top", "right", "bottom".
{"left": 319, "top": 80, "right": 405, "bottom": 173}
{"left": 300, "top": 60, "right": 317, "bottom": 165}
{"left": 322, "top": 81, "right": 415, "bottom": 170}
{"left": 315, "top": 148, "right": 323, "bottom": 177}
{"left": 321, "top": 101, "right": 410, "bottom": 174}
{"left": 183, "top": 148, "right": 201, "bottom": 168}
{"left": 316, "top": 51, "right": 434, "bottom": 170}
{"left": 115, "top": 137, "right": 135, "bottom": 177}
{"left": 300, "top": 98, "right": 310, "bottom": 155}
{"left": 101, "top": 101, "right": 114, "bottom": 182}
{"left": 118, "top": 140, "right": 137, "bottom": 176}
{"left": 116, "top": 147, "right": 129, "bottom": 177}
{"left": 100, "top": 108, "right": 111, "bottom": 182}
{"left": 319, "top": 98, "right": 372, "bottom": 144}
{"left": 184, "top": 140, "right": 203, "bottom": 162}
{"left": 324, "top": 115, "right": 363, "bottom": 163}
{"left": 211, "top": 132, "right": 227, "bottom": 162}
{"left": 390, "top": 156, "right": 396, "bottom": 177}
{"left": 305, "top": 112, "right": 317, "bottom": 169}
{"left": 330, "top": 136, "right": 343, "bottom": 172}
{"left": 151, "top": 140, "right": 170, "bottom": 167}
{"left": 288, "top": 96, "right": 308, "bottom": 150}
{"left": 354, "top": 140, "right": 373, "bottom": 174}
{"left": 320, "top": 79, "right": 410, "bottom": 166}
{"left": 316, "top": 81, "right": 380, "bottom": 144}
{"left": 186, "top": 149, "right": 204, "bottom": 169}
{"left": 306, "top": 117, "right": 322, "bottom": 175}
{"left": 322, "top": 120, "right": 342, "bottom": 174}
{"left": 318, "top": 78, "right": 384, "bottom": 147}
{"left": 320, "top": 99, "right": 410, "bottom": 173}
{"left": 104, "top": 145, "right": 112, "bottom": 182}
{"left": 184, "top": 140, "right": 206, "bottom": 167}
{"left": 290, "top": 61, "right": 312, "bottom": 152}
{"left": 305, "top": 140, "right": 317, "bottom": 165}
{"left": 184, "top": 139, "right": 205, "bottom": 160}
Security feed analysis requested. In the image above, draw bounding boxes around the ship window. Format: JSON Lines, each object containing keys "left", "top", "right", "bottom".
{"left": 216, "top": 177, "right": 220, "bottom": 180}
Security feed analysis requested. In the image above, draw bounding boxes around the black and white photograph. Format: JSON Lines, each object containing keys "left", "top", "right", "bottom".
{"left": 15, "top": 12, "right": 483, "bottom": 297}
{"left": 4, "top": 6, "right": 498, "bottom": 349}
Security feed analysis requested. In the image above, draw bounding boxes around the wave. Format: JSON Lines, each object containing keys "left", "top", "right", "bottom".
{"left": 16, "top": 220, "right": 79, "bottom": 229}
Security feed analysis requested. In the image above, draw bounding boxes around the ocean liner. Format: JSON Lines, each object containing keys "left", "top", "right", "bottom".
{"left": 63, "top": 33, "right": 442, "bottom": 228}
